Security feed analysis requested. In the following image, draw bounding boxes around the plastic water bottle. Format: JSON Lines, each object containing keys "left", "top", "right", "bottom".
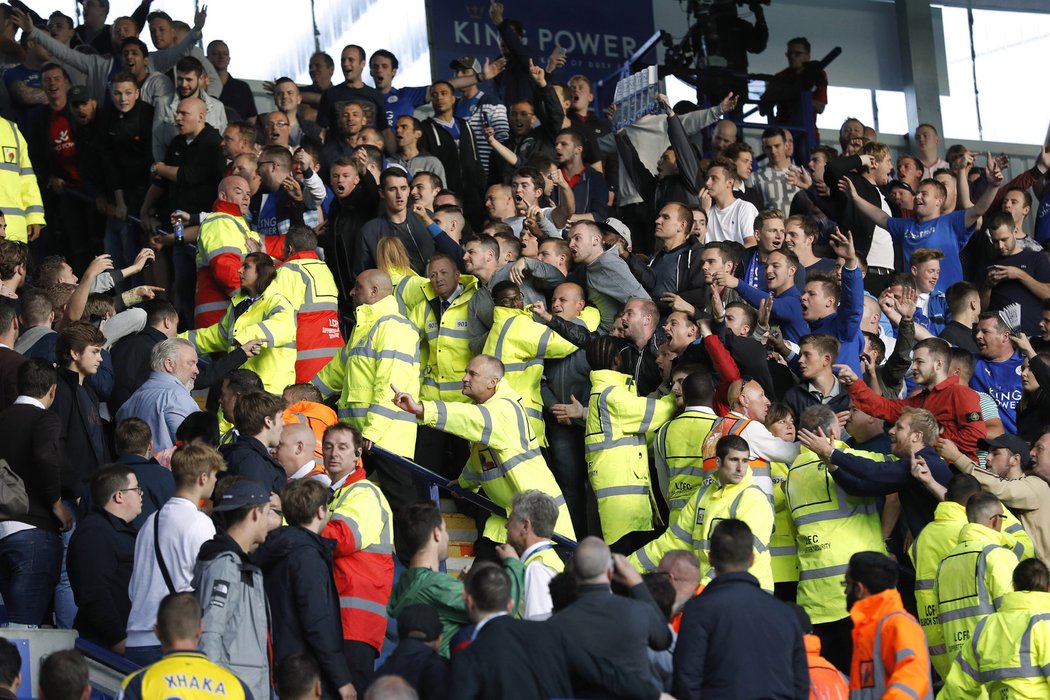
{"left": 173, "top": 219, "right": 184, "bottom": 245}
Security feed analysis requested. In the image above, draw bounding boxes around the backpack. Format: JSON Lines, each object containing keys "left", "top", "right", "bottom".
{"left": 0, "top": 458, "right": 29, "bottom": 520}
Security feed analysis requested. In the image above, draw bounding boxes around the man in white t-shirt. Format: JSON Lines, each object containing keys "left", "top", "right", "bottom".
{"left": 124, "top": 443, "right": 222, "bottom": 666}
{"left": 705, "top": 157, "right": 758, "bottom": 247}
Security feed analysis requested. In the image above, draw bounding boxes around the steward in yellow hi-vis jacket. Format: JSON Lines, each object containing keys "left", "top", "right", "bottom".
{"left": 194, "top": 178, "right": 261, "bottom": 328}
{"left": 0, "top": 116, "right": 44, "bottom": 243}
{"left": 911, "top": 496, "right": 1031, "bottom": 679}
{"left": 412, "top": 264, "right": 482, "bottom": 403}
{"left": 939, "top": 560, "right": 1050, "bottom": 700}
{"left": 391, "top": 355, "right": 575, "bottom": 545}
{"left": 183, "top": 253, "right": 295, "bottom": 395}
{"left": 272, "top": 227, "right": 344, "bottom": 382}
{"left": 484, "top": 282, "right": 580, "bottom": 446}
{"left": 312, "top": 271, "right": 421, "bottom": 458}
{"left": 629, "top": 434, "right": 774, "bottom": 591}
{"left": 933, "top": 497, "right": 1019, "bottom": 674}
{"left": 585, "top": 361, "right": 677, "bottom": 550}
{"left": 785, "top": 439, "right": 887, "bottom": 626}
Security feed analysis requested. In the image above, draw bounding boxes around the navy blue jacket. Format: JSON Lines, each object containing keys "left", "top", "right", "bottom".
{"left": 255, "top": 525, "right": 352, "bottom": 697}
{"left": 52, "top": 367, "right": 109, "bottom": 501}
{"left": 221, "top": 435, "right": 287, "bottom": 495}
{"left": 374, "top": 638, "right": 448, "bottom": 700}
{"left": 67, "top": 507, "right": 136, "bottom": 647}
{"left": 673, "top": 572, "right": 809, "bottom": 700}
{"left": 830, "top": 445, "right": 952, "bottom": 535}
{"left": 117, "top": 453, "right": 175, "bottom": 530}
{"left": 807, "top": 265, "right": 865, "bottom": 375}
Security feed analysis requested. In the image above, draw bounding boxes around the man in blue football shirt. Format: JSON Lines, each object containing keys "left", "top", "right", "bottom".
{"left": 842, "top": 155, "right": 1004, "bottom": 293}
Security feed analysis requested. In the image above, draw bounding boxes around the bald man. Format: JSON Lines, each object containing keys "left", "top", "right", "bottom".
{"left": 711, "top": 120, "right": 738, "bottom": 158}
{"left": 276, "top": 422, "right": 331, "bottom": 486}
{"left": 190, "top": 176, "right": 261, "bottom": 327}
{"left": 314, "top": 269, "right": 421, "bottom": 510}
{"left": 546, "top": 537, "right": 672, "bottom": 698}
{"left": 543, "top": 281, "right": 595, "bottom": 536}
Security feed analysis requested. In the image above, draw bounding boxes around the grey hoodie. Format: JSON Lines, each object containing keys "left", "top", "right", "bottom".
{"left": 193, "top": 533, "right": 270, "bottom": 700}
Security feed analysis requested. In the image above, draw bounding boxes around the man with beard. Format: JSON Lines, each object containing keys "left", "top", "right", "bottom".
{"left": 116, "top": 338, "right": 201, "bottom": 451}
{"left": 151, "top": 56, "right": 227, "bottom": 161}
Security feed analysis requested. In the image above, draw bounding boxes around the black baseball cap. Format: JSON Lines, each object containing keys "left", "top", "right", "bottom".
{"left": 449, "top": 56, "right": 481, "bottom": 75}
{"left": 69, "top": 85, "right": 92, "bottom": 104}
{"left": 979, "top": 434, "right": 1031, "bottom": 469}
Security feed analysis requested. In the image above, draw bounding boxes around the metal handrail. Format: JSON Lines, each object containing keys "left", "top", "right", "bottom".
{"left": 371, "top": 445, "right": 577, "bottom": 550}
{"left": 75, "top": 637, "right": 141, "bottom": 673}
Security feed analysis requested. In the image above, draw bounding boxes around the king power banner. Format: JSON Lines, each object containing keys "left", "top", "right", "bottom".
{"left": 427, "top": 0, "right": 656, "bottom": 97}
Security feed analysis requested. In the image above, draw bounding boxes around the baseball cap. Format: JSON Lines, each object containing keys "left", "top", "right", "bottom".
{"left": 449, "top": 56, "right": 482, "bottom": 76}
{"left": 978, "top": 434, "right": 1031, "bottom": 469}
{"left": 602, "top": 217, "right": 633, "bottom": 250}
{"left": 69, "top": 85, "right": 92, "bottom": 104}
{"left": 397, "top": 604, "right": 441, "bottom": 642}
{"left": 212, "top": 480, "right": 271, "bottom": 511}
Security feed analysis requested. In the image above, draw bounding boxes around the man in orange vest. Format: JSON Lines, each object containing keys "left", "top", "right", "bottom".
{"left": 791, "top": 604, "right": 848, "bottom": 700}
{"left": 845, "top": 552, "right": 932, "bottom": 700}
{"left": 282, "top": 383, "right": 337, "bottom": 474}
{"left": 658, "top": 550, "right": 703, "bottom": 633}
{"left": 700, "top": 378, "right": 800, "bottom": 495}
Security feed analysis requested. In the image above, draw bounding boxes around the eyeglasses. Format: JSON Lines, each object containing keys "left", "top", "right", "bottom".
{"left": 118, "top": 486, "right": 143, "bottom": 496}
{"left": 258, "top": 161, "right": 277, "bottom": 167}
{"left": 990, "top": 513, "right": 1005, "bottom": 522}
{"left": 269, "top": 507, "right": 283, "bottom": 518}
{"left": 269, "top": 121, "right": 290, "bottom": 128}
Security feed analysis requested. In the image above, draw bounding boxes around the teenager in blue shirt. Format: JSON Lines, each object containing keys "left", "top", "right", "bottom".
{"left": 714, "top": 248, "right": 808, "bottom": 343}
{"left": 841, "top": 156, "right": 1004, "bottom": 293}
{"left": 800, "top": 229, "right": 865, "bottom": 376}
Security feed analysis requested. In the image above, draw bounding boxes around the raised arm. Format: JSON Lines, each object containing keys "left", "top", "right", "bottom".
{"left": 839, "top": 175, "right": 890, "bottom": 228}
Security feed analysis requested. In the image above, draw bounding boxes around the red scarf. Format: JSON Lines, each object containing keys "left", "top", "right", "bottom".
{"left": 211, "top": 199, "right": 244, "bottom": 217}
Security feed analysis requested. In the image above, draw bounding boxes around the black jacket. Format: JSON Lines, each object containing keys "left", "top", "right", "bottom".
{"left": 673, "top": 572, "right": 808, "bottom": 700}
{"left": 548, "top": 583, "right": 670, "bottom": 699}
{"left": 419, "top": 116, "right": 483, "bottom": 223}
{"left": 102, "top": 100, "right": 155, "bottom": 210}
{"left": 0, "top": 402, "right": 63, "bottom": 531}
{"left": 640, "top": 237, "right": 709, "bottom": 318}
{"left": 824, "top": 155, "right": 902, "bottom": 264}
{"left": 450, "top": 616, "right": 576, "bottom": 700}
{"left": 544, "top": 315, "right": 664, "bottom": 397}
{"left": 256, "top": 525, "right": 352, "bottom": 698}
{"left": 109, "top": 326, "right": 168, "bottom": 414}
{"left": 326, "top": 175, "right": 380, "bottom": 313}
{"left": 51, "top": 367, "right": 109, "bottom": 501}
{"left": 355, "top": 212, "right": 436, "bottom": 278}
{"left": 220, "top": 436, "right": 287, "bottom": 495}
{"left": 374, "top": 638, "right": 448, "bottom": 700}
{"left": 160, "top": 123, "right": 226, "bottom": 216}
{"left": 67, "top": 507, "right": 136, "bottom": 647}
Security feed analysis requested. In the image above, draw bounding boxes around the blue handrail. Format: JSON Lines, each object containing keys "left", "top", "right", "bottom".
{"left": 75, "top": 638, "right": 140, "bottom": 674}
{"left": 370, "top": 445, "right": 577, "bottom": 550}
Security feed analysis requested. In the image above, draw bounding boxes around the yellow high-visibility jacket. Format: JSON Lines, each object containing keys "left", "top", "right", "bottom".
{"left": 312, "top": 294, "right": 421, "bottom": 457}
{"left": 585, "top": 369, "right": 677, "bottom": 545}
{"left": 629, "top": 467, "right": 775, "bottom": 591}
{"left": 653, "top": 406, "right": 718, "bottom": 524}
{"left": 420, "top": 379, "right": 575, "bottom": 544}
{"left": 939, "top": 590, "right": 1050, "bottom": 700}
{"left": 184, "top": 289, "right": 296, "bottom": 395}
{"left": 934, "top": 522, "right": 1019, "bottom": 669}
{"left": 412, "top": 275, "right": 481, "bottom": 403}
{"left": 483, "top": 305, "right": 579, "bottom": 446}
{"left": 785, "top": 442, "right": 887, "bottom": 625}
{"left": 911, "top": 500, "right": 1032, "bottom": 678}
{"left": 0, "top": 117, "right": 44, "bottom": 243}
